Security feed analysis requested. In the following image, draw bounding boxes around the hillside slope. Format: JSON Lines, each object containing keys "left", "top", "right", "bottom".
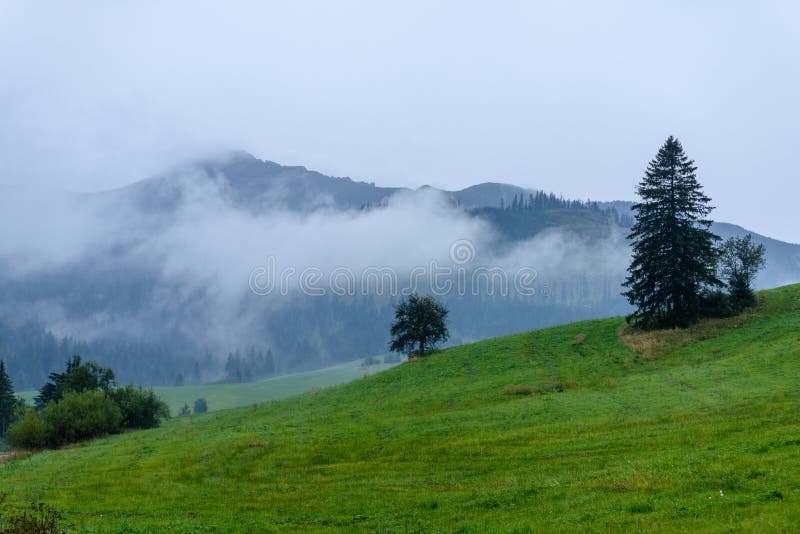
{"left": 1, "top": 285, "right": 799, "bottom": 532}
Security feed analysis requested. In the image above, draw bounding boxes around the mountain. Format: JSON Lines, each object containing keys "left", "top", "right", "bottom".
{"left": 100, "top": 151, "right": 540, "bottom": 213}
{"left": 2, "top": 284, "right": 798, "bottom": 531}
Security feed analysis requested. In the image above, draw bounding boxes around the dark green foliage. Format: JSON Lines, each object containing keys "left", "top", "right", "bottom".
{"left": 9, "top": 359, "right": 170, "bottom": 449}
{"left": 193, "top": 398, "right": 208, "bottom": 414}
{"left": 12, "top": 398, "right": 27, "bottom": 421}
{"left": 0, "top": 496, "right": 65, "bottom": 534}
{"left": 698, "top": 290, "right": 735, "bottom": 318}
{"left": 0, "top": 361, "right": 14, "bottom": 436}
{"left": 720, "top": 234, "right": 766, "bottom": 310}
{"left": 9, "top": 386, "right": 169, "bottom": 449}
{"left": 40, "top": 391, "right": 121, "bottom": 447}
{"left": 108, "top": 386, "right": 170, "bottom": 429}
{"left": 35, "top": 356, "right": 114, "bottom": 410}
{"left": 6, "top": 410, "right": 48, "bottom": 449}
{"left": 623, "top": 136, "right": 721, "bottom": 328}
{"left": 389, "top": 294, "right": 449, "bottom": 356}
{"left": 178, "top": 403, "right": 191, "bottom": 416}
{"left": 502, "top": 190, "right": 599, "bottom": 211}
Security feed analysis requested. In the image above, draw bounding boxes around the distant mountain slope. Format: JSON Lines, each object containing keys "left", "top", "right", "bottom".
{"left": 447, "top": 182, "right": 538, "bottom": 208}
{"left": 97, "top": 151, "right": 403, "bottom": 214}
{"left": 99, "top": 151, "right": 540, "bottom": 213}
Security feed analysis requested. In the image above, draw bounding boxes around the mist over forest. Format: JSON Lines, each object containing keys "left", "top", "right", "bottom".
{"left": 0, "top": 152, "right": 797, "bottom": 389}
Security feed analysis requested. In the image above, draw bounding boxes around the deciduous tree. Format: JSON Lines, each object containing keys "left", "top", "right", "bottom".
{"left": 389, "top": 294, "right": 449, "bottom": 356}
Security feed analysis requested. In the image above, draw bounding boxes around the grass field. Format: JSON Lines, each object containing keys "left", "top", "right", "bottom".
{"left": 17, "top": 357, "right": 399, "bottom": 415}
{"left": 1, "top": 285, "right": 799, "bottom": 532}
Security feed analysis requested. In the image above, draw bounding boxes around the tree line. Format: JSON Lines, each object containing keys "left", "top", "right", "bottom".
{"left": 0, "top": 319, "right": 283, "bottom": 390}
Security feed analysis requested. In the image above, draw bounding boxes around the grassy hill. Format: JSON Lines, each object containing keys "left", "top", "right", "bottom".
{"left": 1, "top": 285, "right": 799, "bottom": 532}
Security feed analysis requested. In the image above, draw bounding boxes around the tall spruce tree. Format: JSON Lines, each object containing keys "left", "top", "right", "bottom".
{"left": 0, "top": 360, "right": 15, "bottom": 436}
{"left": 623, "top": 136, "right": 720, "bottom": 328}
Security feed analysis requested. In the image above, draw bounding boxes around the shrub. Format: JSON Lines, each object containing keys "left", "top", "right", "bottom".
{"left": 700, "top": 290, "right": 735, "bottom": 318}
{"left": 109, "top": 386, "right": 170, "bottom": 429}
{"left": 6, "top": 411, "right": 48, "bottom": 449}
{"left": 0, "top": 496, "right": 65, "bottom": 534}
{"left": 42, "top": 391, "right": 121, "bottom": 447}
{"left": 178, "top": 403, "right": 191, "bottom": 416}
{"left": 193, "top": 398, "right": 208, "bottom": 414}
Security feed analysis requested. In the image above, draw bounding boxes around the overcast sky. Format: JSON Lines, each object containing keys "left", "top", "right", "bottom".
{"left": 1, "top": 1, "right": 797, "bottom": 241}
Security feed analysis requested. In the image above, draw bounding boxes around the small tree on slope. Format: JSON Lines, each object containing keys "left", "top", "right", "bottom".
{"left": 623, "top": 136, "right": 721, "bottom": 328}
{"left": 719, "top": 234, "right": 766, "bottom": 309}
{"left": 389, "top": 294, "right": 449, "bottom": 357}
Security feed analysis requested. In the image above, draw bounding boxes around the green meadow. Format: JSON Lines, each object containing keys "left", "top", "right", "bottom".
{"left": 17, "top": 357, "right": 399, "bottom": 415}
{"left": 1, "top": 285, "right": 799, "bottom": 532}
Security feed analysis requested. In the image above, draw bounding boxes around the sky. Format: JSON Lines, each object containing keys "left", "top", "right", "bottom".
{"left": 1, "top": 1, "right": 798, "bottom": 242}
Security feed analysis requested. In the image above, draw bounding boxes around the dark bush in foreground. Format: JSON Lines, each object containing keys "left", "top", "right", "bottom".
{"left": 699, "top": 290, "right": 736, "bottom": 318}
{"left": 42, "top": 391, "right": 122, "bottom": 447}
{"left": 109, "top": 386, "right": 170, "bottom": 429}
{"left": 0, "top": 496, "right": 65, "bottom": 534}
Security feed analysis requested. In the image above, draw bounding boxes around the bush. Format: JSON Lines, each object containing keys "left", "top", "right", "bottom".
{"left": 700, "top": 290, "right": 736, "bottom": 318}
{"left": 193, "top": 398, "right": 208, "bottom": 414}
{"left": 6, "top": 410, "right": 48, "bottom": 449}
{"left": 0, "top": 496, "right": 65, "bottom": 534}
{"left": 109, "top": 386, "right": 170, "bottom": 429}
{"left": 42, "top": 391, "right": 121, "bottom": 447}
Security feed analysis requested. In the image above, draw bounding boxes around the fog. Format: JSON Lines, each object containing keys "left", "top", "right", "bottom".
{"left": 0, "top": 162, "right": 630, "bottom": 361}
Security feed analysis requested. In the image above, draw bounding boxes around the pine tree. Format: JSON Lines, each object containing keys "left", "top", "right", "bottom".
{"left": 0, "top": 360, "right": 15, "bottom": 436}
{"left": 623, "top": 136, "right": 720, "bottom": 328}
